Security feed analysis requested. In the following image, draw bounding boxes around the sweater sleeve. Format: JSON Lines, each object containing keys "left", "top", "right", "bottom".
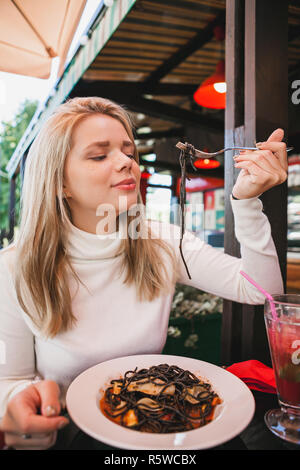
{"left": 175, "top": 196, "right": 284, "bottom": 304}
{"left": 0, "top": 250, "right": 40, "bottom": 418}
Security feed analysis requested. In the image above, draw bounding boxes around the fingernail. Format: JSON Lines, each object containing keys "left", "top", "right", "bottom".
{"left": 58, "top": 420, "right": 69, "bottom": 429}
{"left": 256, "top": 142, "right": 266, "bottom": 148}
{"left": 45, "top": 405, "right": 57, "bottom": 417}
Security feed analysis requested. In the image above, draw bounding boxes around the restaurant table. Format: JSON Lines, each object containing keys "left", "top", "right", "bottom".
{"left": 46, "top": 390, "right": 299, "bottom": 451}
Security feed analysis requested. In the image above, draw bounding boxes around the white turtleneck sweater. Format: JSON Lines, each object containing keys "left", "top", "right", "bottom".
{"left": 0, "top": 197, "right": 284, "bottom": 417}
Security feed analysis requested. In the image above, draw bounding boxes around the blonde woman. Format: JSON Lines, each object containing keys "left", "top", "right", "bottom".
{"left": 0, "top": 97, "right": 287, "bottom": 450}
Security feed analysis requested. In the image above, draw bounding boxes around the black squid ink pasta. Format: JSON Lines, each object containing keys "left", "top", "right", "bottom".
{"left": 99, "top": 364, "right": 221, "bottom": 433}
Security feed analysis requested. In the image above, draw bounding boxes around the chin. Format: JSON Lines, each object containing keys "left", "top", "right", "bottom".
{"left": 117, "top": 193, "right": 139, "bottom": 209}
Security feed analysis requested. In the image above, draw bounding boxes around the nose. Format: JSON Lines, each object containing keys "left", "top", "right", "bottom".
{"left": 115, "top": 151, "right": 133, "bottom": 171}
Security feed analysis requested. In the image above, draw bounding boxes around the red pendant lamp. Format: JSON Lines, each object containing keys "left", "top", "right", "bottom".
{"left": 140, "top": 170, "right": 152, "bottom": 205}
{"left": 193, "top": 59, "right": 226, "bottom": 109}
{"left": 193, "top": 25, "right": 226, "bottom": 109}
{"left": 141, "top": 170, "right": 152, "bottom": 179}
{"left": 193, "top": 146, "right": 220, "bottom": 170}
{"left": 194, "top": 158, "right": 220, "bottom": 169}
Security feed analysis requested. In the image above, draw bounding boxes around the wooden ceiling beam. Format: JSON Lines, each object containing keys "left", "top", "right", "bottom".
{"left": 71, "top": 79, "right": 223, "bottom": 131}
{"left": 77, "top": 79, "right": 197, "bottom": 96}
{"left": 109, "top": 94, "right": 223, "bottom": 131}
{"left": 135, "top": 127, "right": 184, "bottom": 140}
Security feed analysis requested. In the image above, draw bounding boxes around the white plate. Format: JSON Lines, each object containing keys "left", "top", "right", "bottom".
{"left": 66, "top": 354, "right": 255, "bottom": 450}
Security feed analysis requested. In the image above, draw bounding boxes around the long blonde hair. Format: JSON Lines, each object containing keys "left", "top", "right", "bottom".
{"left": 13, "top": 97, "right": 178, "bottom": 338}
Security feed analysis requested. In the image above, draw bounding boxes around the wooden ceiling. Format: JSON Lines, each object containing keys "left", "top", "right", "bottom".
{"left": 84, "top": 0, "right": 226, "bottom": 85}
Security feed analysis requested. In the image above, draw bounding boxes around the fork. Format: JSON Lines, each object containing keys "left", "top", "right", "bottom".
{"left": 175, "top": 142, "right": 294, "bottom": 159}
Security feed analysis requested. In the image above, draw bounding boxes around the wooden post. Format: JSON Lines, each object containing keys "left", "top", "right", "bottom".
{"left": 244, "top": 0, "right": 288, "bottom": 285}
{"left": 242, "top": 0, "right": 288, "bottom": 363}
{"left": 222, "top": 0, "right": 245, "bottom": 365}
{"left": 222, "top": 0, "right": 288, "bottom": 366}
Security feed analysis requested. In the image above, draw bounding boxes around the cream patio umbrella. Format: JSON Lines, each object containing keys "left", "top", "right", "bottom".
{"left": 0, "top": 0, "right": 87, "bottom": 79}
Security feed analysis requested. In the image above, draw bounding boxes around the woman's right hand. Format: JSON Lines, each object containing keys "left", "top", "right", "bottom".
{"left": 0, "top": 380, "right": 69, "bottom": 450}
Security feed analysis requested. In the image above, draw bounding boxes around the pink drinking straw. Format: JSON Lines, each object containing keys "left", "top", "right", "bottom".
{"left": 239, "top": 271, "right": 277, "bottom": 321}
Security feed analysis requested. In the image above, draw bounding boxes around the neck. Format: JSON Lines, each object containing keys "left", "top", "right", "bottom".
{"left": 65, "top": 215, "right": 124, "bottom": 260}
{"left": 69, "top": 211, "right": 120, "bottom": 235}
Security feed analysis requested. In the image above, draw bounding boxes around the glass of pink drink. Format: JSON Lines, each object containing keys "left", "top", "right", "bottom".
{"left": 264, "top": 294, "right": 300, "bottom": 444}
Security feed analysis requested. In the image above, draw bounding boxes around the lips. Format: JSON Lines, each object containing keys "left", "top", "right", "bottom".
{"left": 112, "top": 178, "right": 136, "bottom": 187}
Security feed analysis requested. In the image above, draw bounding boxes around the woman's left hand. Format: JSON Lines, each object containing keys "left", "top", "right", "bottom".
{"left": 232, "top": 128, "right": 288, "bottom": 200}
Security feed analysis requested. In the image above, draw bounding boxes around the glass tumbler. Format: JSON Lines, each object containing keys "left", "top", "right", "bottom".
{"left": 264, "top": 294, "right": 300, "bottom": 444}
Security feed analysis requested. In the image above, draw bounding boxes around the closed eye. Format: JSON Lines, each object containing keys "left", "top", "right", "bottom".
{"left": 90, "top": 155, "right": 106, "bottom": 161}
{"left": 90, "top": 154, "right": 135, "bottom": 161}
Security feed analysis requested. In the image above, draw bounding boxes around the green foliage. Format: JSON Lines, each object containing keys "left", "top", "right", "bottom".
{"left": 0, "top": 99, "right": 38, "bottom": 231}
